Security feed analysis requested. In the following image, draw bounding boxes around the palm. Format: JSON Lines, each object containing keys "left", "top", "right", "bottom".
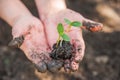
{"left": 11, "top": 16, "right": 51, "bottom": 72}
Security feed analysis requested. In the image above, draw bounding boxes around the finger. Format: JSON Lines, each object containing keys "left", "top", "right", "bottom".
{"left": 68, "top": 29, "right": 85, "bottom": 71}
{"left": 82, "top": 20, "right": 103, "bottom": 32}
{"left": 72, "top": 39, "right": 85, "bottom": 63}
{"left": 64, "top": 60, "right": 71, "bottom": 72}
{"left": 70, "top": 61, "right": 79, "bottom": 72}
{"left": 8, "top": 36, "right": 24, "bottom": 48}
{"left": 34, "top": 61, "right": 47, "bottom": 73}
{"left": 64, "top": 60, "right": 79, "bottom": 72}
{"left": 68, "top": 28, "right": 85, "bottom": 63}
{"left": 70, "top": 39, "right": 84, "bottom": 71}
{"left": 47, "top": 60, "right": 63, "bottom": 73}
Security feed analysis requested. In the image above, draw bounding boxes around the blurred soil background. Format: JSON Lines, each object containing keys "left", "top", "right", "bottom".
{"left": 0, "top": 0, "right": 120, "bottom": 80}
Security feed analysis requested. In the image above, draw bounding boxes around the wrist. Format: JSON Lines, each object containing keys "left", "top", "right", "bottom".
{"left": 0, "top": 0, "right": 32, "bottom": 27}
{"left": 35, "top": 0, "right": 67, "bottom": 20}
{"left": 12, "top": 14, "right": 34, "bottom": 28}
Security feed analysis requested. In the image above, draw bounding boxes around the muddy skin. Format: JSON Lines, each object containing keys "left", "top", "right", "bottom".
{"left": 34, "top": 61, "right": 47, "bottom": 73}
{"left": 47, "top": 60, "right": 63, "bottom": 73}
{"left": 8, "top": 36, "right": 24, "bottom": 48}
{"left": 64, "top": 60, "right": 71, "bottom": 72}
{"left": 82, "top": 21, "right": 102, "bottom": 32}
{"left": 50, "top": 40, "right": 75, "bottom": 60}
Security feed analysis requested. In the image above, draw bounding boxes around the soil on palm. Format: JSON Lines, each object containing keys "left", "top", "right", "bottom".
{"left": 50, "top": 40, "right": 75, "bottom": 60}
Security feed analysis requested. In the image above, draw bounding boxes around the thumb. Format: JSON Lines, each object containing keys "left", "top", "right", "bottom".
{"left": 81, "top": 18, "right": 103, "bottom": 32}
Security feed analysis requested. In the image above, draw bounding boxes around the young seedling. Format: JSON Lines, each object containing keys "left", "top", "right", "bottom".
{"left": 50, "top": 19, "right": 82, "bottom": 60}
{"left": 56, "top": 18, "right": 82, "bottom": 46}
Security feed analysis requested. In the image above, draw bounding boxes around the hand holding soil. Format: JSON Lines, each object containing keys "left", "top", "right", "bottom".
{"left": 40, "top": 9, "right": 103, "bottom": 72}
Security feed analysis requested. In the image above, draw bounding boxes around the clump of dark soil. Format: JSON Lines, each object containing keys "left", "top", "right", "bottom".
{"left": 50, "top": 40, "right": 75, "bottom": 60}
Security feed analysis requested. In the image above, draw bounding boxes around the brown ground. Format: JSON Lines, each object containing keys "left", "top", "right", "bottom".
{"left": 0, "top": 0, "right": 120, "bottom": 80}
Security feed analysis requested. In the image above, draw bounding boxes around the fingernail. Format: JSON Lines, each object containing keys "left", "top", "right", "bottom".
{"left": 34, "top": 61, "right": 47, "bottom": 73}
{"left": 8, "top": 36, "right": 24, "bottom": 48}
{"left": 47, "top": 60, "right": 63, "bottom": 73}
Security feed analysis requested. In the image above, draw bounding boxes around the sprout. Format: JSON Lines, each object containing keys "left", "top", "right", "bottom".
{"left": 61, "top": 33, "right": 70, "bottom": 41}
{"left": 57, "top": 23, "right": 64, "bottom": 36}
{"left": 64, "top": 18, "right": 82, "bottom": 27}
{"left": 56, "top": 18, "right": 82, "bottom": 46}
{"left": 57, "top": 23, "right": 70, "bottom": 41}
{"left": 70, "top": 21, "right": 82, "bottom": 27}
{"left": 64, "top": 18, "right": 71, "bottom": 25}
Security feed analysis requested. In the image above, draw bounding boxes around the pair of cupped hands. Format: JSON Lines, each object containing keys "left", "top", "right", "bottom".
{"left": 10, "top": 9, "right": 102, "bottom": 73}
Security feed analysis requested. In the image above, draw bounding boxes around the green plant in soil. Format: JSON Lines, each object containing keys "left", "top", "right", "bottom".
{"left": 50, "top": 18, "right": 82, "bottom": 60}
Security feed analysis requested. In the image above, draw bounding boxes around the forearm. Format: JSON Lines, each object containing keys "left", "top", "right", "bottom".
{"left": 35, "top": 0, "right": 66, "bottom": 19}
{"left": 0, "top": 0, "right": 32, "bottom": 27}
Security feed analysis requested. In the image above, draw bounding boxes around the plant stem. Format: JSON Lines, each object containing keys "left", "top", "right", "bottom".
{"left": 66, "top": 25, "right": 71, "bottom": 32}
{"left": 56, "top": 35, "right": 61, "bottom": 47}
{"left": 60, "top": 40, "right": 63, "bottom": 47}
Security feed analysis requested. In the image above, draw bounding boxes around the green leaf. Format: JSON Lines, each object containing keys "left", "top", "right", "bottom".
{"left": 71, "top": 21, "right": 82, "bottom": 27}
{"left": 61, "top": 33, "right": 70, "bottom": 41}
{"left": 57, "top": 23, "right": 64, "bottom": 35}
{"left": 64, "top": 18, "right": 71, "bottom": 25}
